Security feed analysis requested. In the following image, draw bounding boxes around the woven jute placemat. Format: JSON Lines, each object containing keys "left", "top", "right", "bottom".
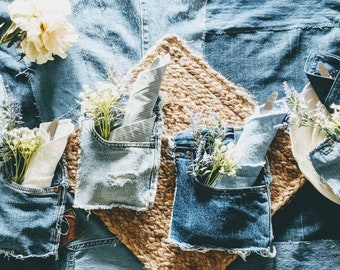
{"left": 66, "top": 35, "right": 305, "bottom": 269}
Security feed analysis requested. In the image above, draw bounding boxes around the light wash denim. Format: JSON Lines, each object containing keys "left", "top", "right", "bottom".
{"left": 309, "top": 138, "right": 340, "bottom": 199}
{"left": 304, "top": 51, "right": 340, "bottom": 111}
{"left": 74, "top": 98, "right": 163, "bottom": 211}
{"left": 168, "top": 128, "right": 276, "bottom": 259}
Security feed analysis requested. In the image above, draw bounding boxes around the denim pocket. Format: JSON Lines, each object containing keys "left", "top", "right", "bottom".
{"left": 0, "top": 164, "right": 68, "bottom": 259}
{"left": 74, "top": 99, "right": 163, "bottom": 211}
{"left": 309, "top": 138, "right": 340, "bottom": 199}
{"left": 304, "top": 51, "right": 340, "bottom": 111}
{"left": 168, "top": 130, "right": 275, "bottom": 259}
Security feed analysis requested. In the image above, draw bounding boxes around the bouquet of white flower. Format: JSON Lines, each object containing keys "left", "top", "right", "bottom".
{"left": 0, "top": 0, "right": 77, "bottom": 64}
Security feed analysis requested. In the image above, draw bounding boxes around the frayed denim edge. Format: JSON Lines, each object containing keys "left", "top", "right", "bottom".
{"left": 73, "top": 202, "right": 151, "bottom": 212}
{"left": 0, "top": 249, "right": 58, "bottom": 260}
{"left": 166, "top": 238, "right": 276, "bottom": 261}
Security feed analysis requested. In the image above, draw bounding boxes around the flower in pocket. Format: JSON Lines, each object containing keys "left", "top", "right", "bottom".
{"left": 187, "top": 109, "right": 242, "bottom": 187}
{"left": 194, "top": 136, "right": 241, "bottom": 187}
{"left": 1, "top": 127, "right": 41, "bottom": 184}
{"left": 79, "top": 71, "right": 125, "bottom": 140}
{"left": 0, "top": 0, "right": 77, "bottom": 64}
{"left": 285, "top": 82, "right": 340, "bottom": 141}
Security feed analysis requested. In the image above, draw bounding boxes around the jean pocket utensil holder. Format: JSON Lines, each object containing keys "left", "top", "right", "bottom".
{"left": 0, "top": 165, "right": 68, "bottom": 259}
{"left": 74, "top": 98, "right": 164, "bottom": 211}
{"left": 168, "top": 127, "right": 277, "bottom": 259}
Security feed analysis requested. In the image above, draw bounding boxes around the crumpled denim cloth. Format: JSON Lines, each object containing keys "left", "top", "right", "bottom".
{"left": 74, "top": 97, "right": 163, "bottom": 211}
{"left": 168, "top": 128, "right": 276, "bottom": 259}
{"left": 304, "top": 51, "right": 340, "bottom": 112}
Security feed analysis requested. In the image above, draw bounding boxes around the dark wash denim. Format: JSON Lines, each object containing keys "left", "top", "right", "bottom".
{"left": 304, "top": 51, "right": 340, "bottom": 111}
{"left": 309, "top": 138, "right": 340, "bottom": 199}
{"left": 168, "top": 129, "right": 275, "bottom": 258}
{"left": 0, "top": 164, "right": 68, "bottom": 259}
{"left": 74, "top": 97, "right": 163, "bottom": 211}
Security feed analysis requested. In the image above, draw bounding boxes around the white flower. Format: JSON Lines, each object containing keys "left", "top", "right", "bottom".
{"left": 8, "top": 0, "right": 77, "bottom": 64}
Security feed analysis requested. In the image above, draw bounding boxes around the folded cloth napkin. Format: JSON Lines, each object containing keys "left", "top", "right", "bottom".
{"left": 233, "top": 92, "right": 288, "bottom": 185}
{"left": 109, "top": 54, "right": 170, "bottom": 142}
{"left": 23, "top": 119, "right": 74, "bottom": 188}
{"left": 290, "top": 83, "right": 340, "bottom": 204}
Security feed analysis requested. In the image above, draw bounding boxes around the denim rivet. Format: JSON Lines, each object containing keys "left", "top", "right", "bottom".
{"left": 328, "top": 140, "right": 334, "bottom": 146}
{"left": 54, "top": 186, "right": 60, "bottom": 193}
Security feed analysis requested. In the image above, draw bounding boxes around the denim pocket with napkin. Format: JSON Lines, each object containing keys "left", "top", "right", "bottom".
{"left": 0, "top": 76, "right": 69, "bottom": 259}
{"left": 74, "top": 54, "right": 169, "bottom": 211}
{"left": 167, "top": 96, "right": 287, "bottom": 258}
{"left": 167, "top": 129, "right": 276, "bottom": 259}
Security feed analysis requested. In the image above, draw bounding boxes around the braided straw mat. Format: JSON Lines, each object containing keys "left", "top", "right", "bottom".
{"left": 66, "top": 35, "right": 305, "bottom": 269}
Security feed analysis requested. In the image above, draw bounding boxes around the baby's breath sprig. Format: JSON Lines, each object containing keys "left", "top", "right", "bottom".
{"left": 284, "top": 82, "right": 340, "bottom": 141}
{"left": 194, "top": 138, "right": 241, "bottom": 187}
{"left": 80, "top": 80, "right": 122, "bottom": 140}
{"left": 187, "top": 109, "right": 241, "bottom": 187}
{"left": 2, "top": 127, "right": 41, "bottom": 184}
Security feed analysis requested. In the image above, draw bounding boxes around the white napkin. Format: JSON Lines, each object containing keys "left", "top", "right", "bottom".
{"left": 23, "top": 119, "right": 74, "bottom": 188}
{"left": 109, "top": 54, "right": 170, "bottom": 142}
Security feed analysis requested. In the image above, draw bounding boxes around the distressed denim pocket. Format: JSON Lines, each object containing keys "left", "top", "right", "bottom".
{"left": 0, "top": 165, "right": 68, "bottom": 259}
{"left": 168, "top": 130, "right": 275, "bottom": 259}
{"left": 309, "top": 138, "right": 340, "bottom": 199}
{"left": 74, "top": 99, "right": 163, "bottom": 211}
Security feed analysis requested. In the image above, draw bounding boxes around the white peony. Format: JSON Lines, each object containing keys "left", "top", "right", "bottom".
{"left": 8, "top": 0, "right": 78, "bottom": 64}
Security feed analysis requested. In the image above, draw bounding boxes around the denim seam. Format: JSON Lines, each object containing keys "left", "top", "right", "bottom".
{"left": 190, "top": 171, "right": 267, "bottom": 194}
{"left": 50, "top": 183, "right": 67, "bottom": 259}
{"left": 67, "top": 237, "right": 120, "bottom": 251}
{"left": 206, "top": 23, "right": 339, "bottom": 34}
{"left": 89, "top": 120, "right": 156, "bottom": 148}
{"left": 140, "top": 0, "right": 149, "bottom": 55}
{"left": 201, "top": 0, "right": 208, "bottom": 60}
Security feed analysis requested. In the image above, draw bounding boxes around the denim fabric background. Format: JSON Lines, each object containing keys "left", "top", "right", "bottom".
{"left": 168, "top": 129, "right": 275, "bottom": 256}
{"left": 204, "top": 0, "right": 340, "bottom": 103}
{"left": 0, "top": 0, "right": 339, "bottom": 268}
